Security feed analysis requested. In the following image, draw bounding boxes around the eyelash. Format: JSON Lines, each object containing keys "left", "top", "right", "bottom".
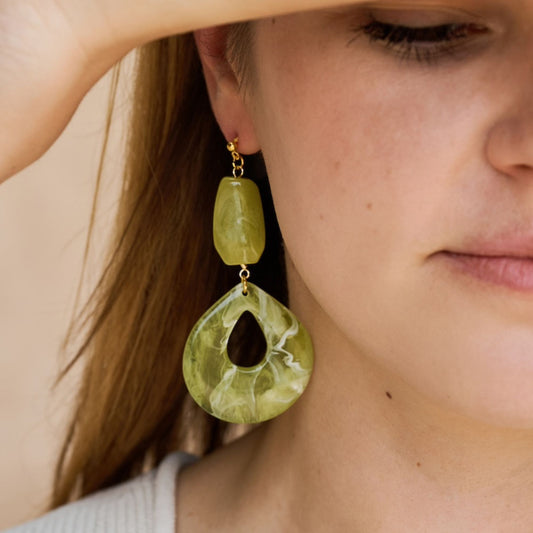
{"left": 352, "top": 19, "right": 488, "bottom": 65}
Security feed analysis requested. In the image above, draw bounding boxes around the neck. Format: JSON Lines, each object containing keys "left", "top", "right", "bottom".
{"left": 248, "top": 266, "right": 533, "bottom": 532}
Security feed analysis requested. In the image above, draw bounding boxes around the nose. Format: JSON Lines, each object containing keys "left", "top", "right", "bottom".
{"left": 483, "top": 24, "right": 533, "bottom": 184}
{"left": 485, "top": 108, "right": 533, "bottom": 180}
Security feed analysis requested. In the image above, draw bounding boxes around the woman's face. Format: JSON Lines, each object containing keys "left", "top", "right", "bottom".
{"left": 243, "top": 0, "right": 533, "bottom": 428}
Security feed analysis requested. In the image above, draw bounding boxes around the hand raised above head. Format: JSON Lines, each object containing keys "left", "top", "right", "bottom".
{"left": 0, "top": 0, "right": 359, "bottom": 184}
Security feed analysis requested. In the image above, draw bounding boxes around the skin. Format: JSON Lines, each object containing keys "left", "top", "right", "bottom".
{"left": 179, "top": 1, "right": 533, "bottom": 531}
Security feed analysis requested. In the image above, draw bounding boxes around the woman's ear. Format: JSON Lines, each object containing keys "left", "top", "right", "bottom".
{"left": 194, "top": 27, "right": 260, "bottom": 154}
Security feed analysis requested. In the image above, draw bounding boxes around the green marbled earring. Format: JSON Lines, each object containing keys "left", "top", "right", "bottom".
{"left": 182, "top": 139, "right": 314, "bottom": 424}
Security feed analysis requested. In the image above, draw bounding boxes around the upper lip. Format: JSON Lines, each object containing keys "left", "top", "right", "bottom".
{"left": 445, "top": 229, "right": 533, "bottom": 259}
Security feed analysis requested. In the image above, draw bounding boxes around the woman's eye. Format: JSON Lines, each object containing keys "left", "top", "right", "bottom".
{"left": 351, "top": 18, "right": 489, "bottom": 65}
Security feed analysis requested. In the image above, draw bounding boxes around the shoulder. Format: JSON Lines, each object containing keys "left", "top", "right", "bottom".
{"left": 5, "top": 452, "right": 197, "bottom": 533}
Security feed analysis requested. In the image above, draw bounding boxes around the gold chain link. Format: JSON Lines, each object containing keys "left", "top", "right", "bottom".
{"left": 227, "top": 138, "right": 244, "bottom": 179}
{"left": 239, "top": 264, "right": 250, "bottom": 295}
{"left": 228, "top": 139, "right": 251, "bottom": 293}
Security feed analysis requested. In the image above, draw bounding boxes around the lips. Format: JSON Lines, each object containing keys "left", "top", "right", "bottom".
{"left": 453, "top": 229, "right": 533, "bottom": 259}
{"left": 438, "top": 229, "right": 533, "bottom": 292}
{"left": 440, "top": 252, "right": 533, "bottom": 291}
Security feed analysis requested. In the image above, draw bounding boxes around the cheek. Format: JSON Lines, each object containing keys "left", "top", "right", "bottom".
{"left": 251, "top": 20, "right": 467, "bottom": 296}
{"left": 249, "top": 19, "right": 533, "bottom": 426}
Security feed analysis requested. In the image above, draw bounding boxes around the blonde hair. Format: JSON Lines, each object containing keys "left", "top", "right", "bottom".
{"left": 49, "top": 28, "right": 287, "bottom": 508}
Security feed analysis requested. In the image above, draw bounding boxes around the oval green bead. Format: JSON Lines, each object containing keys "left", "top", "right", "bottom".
{"left": 213, "top": 177, "right": 266, "bottom": 266}
{"left": 183, "top": 282, "right": 314, "bottom": 424}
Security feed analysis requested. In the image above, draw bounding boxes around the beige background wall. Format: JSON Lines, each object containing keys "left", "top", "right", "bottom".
{"left": 0, "top": 58, "right": 131, "bottom": 529}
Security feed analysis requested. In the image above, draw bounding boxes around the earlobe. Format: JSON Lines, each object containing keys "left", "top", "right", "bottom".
{"left": 194, "top": 27, "right": 260, "bottom": 155}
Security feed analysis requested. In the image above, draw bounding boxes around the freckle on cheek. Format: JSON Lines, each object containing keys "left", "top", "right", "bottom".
{"left": 366, "top": 203, "right": 373, "bottom": 211}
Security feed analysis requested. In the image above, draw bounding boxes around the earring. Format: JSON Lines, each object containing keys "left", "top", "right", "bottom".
{"left": 183, "top": 139, "right": 314, "bottom": 424}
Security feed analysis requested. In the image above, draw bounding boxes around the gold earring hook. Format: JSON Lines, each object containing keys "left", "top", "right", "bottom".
{"left": 227, "top": 137, "right": 244, "bottom": 179}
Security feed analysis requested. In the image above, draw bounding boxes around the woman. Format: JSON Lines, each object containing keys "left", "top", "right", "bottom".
{"left": 5, "top": 0, "right": 533, "bottom": 530}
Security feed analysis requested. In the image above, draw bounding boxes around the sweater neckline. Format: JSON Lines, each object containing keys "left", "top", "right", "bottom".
{"left": 154, "top": 451, "right": 198, "bottom": 533}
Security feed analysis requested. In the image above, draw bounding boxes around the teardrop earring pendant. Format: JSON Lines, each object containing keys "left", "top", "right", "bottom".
{"left": 182, "top": 139, "right": 314, "bottom": 424}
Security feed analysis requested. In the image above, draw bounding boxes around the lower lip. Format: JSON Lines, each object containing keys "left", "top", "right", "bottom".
{"left": 440, "top": 252, "right": 533, "bottom": 292}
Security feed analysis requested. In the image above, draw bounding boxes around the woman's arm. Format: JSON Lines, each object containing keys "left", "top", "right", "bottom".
{"left": 0, "top": 0, "right": 357, "bottom": 183}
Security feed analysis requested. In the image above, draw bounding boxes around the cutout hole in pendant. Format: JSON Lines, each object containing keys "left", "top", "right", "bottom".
{"left": 227, "top": 311, "right": 267, "bottom": 367}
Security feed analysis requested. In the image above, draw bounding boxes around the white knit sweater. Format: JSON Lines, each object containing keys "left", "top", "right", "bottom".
{"left": 5, "top": 452, "right": 197, "bottom": 533}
